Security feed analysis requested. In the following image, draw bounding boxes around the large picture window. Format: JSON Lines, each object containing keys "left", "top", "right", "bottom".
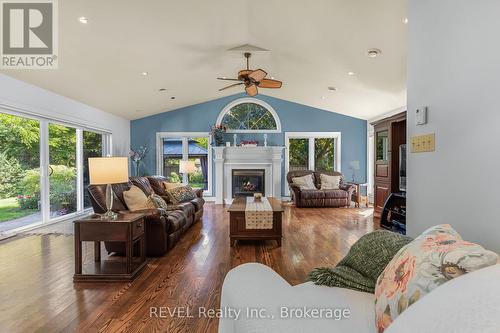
{"left": 216, "top": 98, "right": 281, "bottom": 133}
{"left": 156, "top": 132, "right": 212, "bottom": 195}
{"left": 0, "top": 110, "right": 110, "bottom": 236}
{"left": 285, "top": 132, "right": 341, "bottom": 196}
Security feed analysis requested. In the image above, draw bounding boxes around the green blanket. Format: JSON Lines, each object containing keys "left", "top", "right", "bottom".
{"left": 308, "top": 230, "right": 413, "bottom": 293}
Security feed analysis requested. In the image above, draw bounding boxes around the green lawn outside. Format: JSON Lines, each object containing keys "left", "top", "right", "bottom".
{"left": 0, "top": 197, "right": 37, "bottom": 222}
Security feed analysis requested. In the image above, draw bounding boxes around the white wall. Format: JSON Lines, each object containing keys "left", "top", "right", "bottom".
{"left": 407, "top": 0, "right": 500, "bottom": 252}
{"left": 0, "top": 74, "right": 130, "bottom": 156}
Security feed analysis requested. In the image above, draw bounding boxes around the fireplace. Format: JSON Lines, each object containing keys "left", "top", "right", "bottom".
{"left": 232, "top": 169, "right": 265, "bottom": 197}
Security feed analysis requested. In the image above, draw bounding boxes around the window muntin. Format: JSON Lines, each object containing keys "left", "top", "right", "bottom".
{"left": 217, "top": 98, "right": 281, "bottom": 133}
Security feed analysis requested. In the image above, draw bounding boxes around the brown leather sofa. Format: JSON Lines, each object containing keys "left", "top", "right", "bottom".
{"left": 287, "top": 170, "right": 355, "bottom": 208}
{"left": 87, "top": 176, "right": 204, "bottom": 256}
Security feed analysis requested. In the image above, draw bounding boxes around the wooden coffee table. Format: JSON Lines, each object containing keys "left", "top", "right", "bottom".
{"left": 228, "top": 197, "right": 284, "bottom": 246}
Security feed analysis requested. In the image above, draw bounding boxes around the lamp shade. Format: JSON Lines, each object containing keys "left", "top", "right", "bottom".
{"left": 179, "top": 160, "right": 196, "bottom": 174}
{"left": 89, "top": 157, "right": 129, "bottom": 185}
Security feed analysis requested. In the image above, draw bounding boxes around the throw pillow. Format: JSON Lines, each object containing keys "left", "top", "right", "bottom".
{"left": 166, "top": 185, "right": 196, "bottom": 204}
{"left": 320, "top": 174, "right": 341, "bottom": 190}
{"left": 149, "top": 193, "right": 168, "bottom": 211}
{"left": 123, "top": 185, "right": 156, "bottom": 212}
{"left": 291, "top": 174, "right": 316, "bottom": 190}
{"left": 163, "top": 181, "right": 183, "bottom": 191}
{"left": 374, "top": 224, "right": 499, "bottom": 333}
{"left": 308, "top": 230, "right": 412, "bottom": 293}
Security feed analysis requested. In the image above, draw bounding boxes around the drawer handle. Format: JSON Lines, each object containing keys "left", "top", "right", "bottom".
{"left": 137, "top": 222, "right": 143, "bottom": 228}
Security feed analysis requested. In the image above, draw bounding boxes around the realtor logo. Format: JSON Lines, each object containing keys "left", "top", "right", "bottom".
{"left": 1, "top": 0, "right": 58, "bottom": 69}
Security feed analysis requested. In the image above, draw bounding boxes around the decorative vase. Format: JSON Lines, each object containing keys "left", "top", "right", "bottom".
{"left": 214, "top": 133, "right": 224, "bottom": 146}
{"left": 134, "top": 160, "right": 141, "bottom": 176}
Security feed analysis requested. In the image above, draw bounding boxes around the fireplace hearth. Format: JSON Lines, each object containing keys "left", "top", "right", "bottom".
{"left": 232, "top": 169, "right": 265, "bottom": 197}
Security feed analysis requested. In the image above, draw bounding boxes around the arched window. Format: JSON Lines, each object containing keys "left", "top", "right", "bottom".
{"left": 217, "top": 98, "right": 281, "bottom": 133}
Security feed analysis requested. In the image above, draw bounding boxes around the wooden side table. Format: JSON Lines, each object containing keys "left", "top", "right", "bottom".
{"left": 348, "top": 182, "right": 369, "bottom": 208}
{"left": 73, "top": 213, "right": 147, "bottom": 282}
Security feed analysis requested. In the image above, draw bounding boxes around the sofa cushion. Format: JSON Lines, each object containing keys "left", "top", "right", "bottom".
{"left": 300, "top": 189, "right": 325, "bottom": 199}
{"left": 165, "top": 210, "right": 187, "bottom": 233}
{"left": 164, "top": 181, "right": 184, "bottom": 191}
{"left": 190, "top": 197, "right": 205, "bottom": 212}
{"left": 166, "top": 185, "right": 197, "bottom": 204}
{"left": 320, "top": 173, "right": 341, "bottom": 190}
{"left": 149, "top": 193, "right": 169, "bottom": 211}
{"left": 291, "top": 174, "right": 316, "bottom": 190}
{"left": 123, "top": 185, "right": 156, "bottom": 212}
{"left": 322, "top": 189, "right": 349, "bottom": 199}
{"left": 147, "top": 176, "right": 168, "bottom": 196}
{"left": 374, "top": 224, "right": 499, "bottom": 332}
{"left": 130, "top": 176, "right": 154, "bottom": 196}
{"left": 385, "top": 264, "right": 500, "bottom": 333}
{"left": 175, "top": 201, "right": 196, "bottom": 217}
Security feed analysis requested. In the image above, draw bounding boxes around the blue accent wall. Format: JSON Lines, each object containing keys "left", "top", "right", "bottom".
{"left": 131, "top": 93, "right": 367, "bottom": 196}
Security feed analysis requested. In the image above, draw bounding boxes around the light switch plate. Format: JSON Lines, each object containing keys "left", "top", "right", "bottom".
{"left": 411, "top": 133, "right": 435, "bottom": 153}
{"left": 416, "top": 106, "right": 428, "bottom": 125}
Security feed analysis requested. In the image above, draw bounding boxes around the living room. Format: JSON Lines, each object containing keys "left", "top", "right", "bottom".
{"left": 1, "top": 1, "right": 499, "bottom": 333}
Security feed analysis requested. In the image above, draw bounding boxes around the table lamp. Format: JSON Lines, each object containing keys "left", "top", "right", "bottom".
{"left": 89, "top": 157, "right": 129, "bottom": 219}
{"left": 179, "top": 160, "right": 196, "bottom": 184}
{"left": 349, "top": 160, "right": 360, "bottom": 182}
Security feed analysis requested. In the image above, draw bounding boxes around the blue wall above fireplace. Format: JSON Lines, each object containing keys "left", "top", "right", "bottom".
{"left": 130, "top": 93, "right": 367, "bottom": 197}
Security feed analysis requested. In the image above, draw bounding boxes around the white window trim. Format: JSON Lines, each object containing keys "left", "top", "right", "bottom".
{"left": 284, "top": 132, "right": 342, "bottom": 196}
{"left": 0, "top": 105, "right": 112, "bottom": 232}
{"left": 216, "top": 97, "right": 282, "bottom": 133}
{"left": 156, "top": 132, "right": 212, "bottom": 196}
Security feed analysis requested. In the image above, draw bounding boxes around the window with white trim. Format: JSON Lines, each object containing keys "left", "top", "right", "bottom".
{"left": 285, "top": 132, "right": 341, "bottom": 196}
{"left": 217, "top": 98, "right": 281, "bottom": 133}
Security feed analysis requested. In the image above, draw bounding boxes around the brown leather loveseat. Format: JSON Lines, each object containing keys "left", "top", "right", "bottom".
{"left": 88, "top": 176, "right": 204, "bottom": 256}
{"left": 287, "top": 170, "right": 355, "bottom": 208}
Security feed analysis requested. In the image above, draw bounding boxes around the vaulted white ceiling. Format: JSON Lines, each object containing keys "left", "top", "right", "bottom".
{"left": 1, "top": 0, "right": 407, "bottom": 120}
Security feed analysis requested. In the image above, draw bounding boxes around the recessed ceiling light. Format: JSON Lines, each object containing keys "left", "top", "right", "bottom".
{"left": 321, "top": 96, "right": 326, "bottom": 100}
{"left": 327, "top": 86, "right": 337, "bottom": 92}
{"left": 159, "top": 88, "right": 167, "bottom": 92}
{"left": 367, "top": 48, "right": 382, "bottom": 58}
{"left": 78, "top": 16, "right": 88, "bottom": 24}
{"left": 403, "top": 17, "right": 408, "bottom": 24}
{"left": 347, "top": 71, "right": 355, "bottom": 76}
{"left": 141, "top": 72, "right": 149, "bottom": 76}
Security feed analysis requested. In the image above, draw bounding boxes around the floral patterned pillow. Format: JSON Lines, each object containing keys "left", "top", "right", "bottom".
{"left": 374, "top": 224, "right": 498, "bottom": 332}
{"left": 166, "top": 185, "right": 196, "bottom": 204}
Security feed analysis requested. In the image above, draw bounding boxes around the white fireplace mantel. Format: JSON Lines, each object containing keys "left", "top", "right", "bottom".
{"left": 213, "top": 146, "right": 284, "bottom": 204}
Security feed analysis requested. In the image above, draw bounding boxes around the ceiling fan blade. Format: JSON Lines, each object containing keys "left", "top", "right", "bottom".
{"left": 248, "top": 69, "right": 267, "bottom": 82}
{"left": 217, "top": 77, "right": 241, "bottom": 81}
{"left": 219, "top": 82, "right": 244, "bottom": 91}
{"left": 245, "top": 84, "right": 258, "bottom": 96}
{"left": 258, "top": 79, "right": 282, "bottom": 88}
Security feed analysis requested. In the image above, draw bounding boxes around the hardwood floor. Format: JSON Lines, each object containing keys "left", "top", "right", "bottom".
{"left": 0, "top": 203, "right": 376, "bottom": 333}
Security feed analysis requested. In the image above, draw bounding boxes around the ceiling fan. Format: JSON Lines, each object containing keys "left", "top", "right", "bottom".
{"left": 217, "top": 52, "right": 282, "bottom": 96}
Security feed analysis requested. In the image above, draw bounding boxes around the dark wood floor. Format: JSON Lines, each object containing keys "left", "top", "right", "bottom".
{"left": 0, "top": 203, "right": 375, "bottom": 333}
